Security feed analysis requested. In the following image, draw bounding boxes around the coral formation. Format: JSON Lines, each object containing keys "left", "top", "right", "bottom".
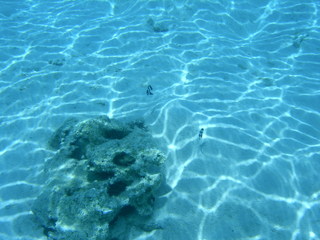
{"left": 32, "top": 116, "right": 166, "bottom": 240}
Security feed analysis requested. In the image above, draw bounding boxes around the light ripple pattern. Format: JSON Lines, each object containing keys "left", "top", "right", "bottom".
{"left": 0, "top": 0, "right": 320, "bottom": 240}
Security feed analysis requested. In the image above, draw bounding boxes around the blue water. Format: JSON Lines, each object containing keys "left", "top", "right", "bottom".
{"left": 0, "top": 0, "right": 320, "bottom": 239}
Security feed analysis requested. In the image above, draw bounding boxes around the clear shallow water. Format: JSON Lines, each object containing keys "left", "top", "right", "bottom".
{"left": 0, "top": 0, "right": 320, "bottom": 239}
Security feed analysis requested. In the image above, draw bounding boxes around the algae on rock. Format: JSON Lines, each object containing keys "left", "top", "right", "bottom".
{"left": 32, "top": 116, "right": 166, "bottom": 240}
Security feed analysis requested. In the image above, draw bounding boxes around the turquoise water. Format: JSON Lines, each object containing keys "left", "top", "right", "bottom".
{"left": 1, "top": 0, "right": 320, "bottom": 239}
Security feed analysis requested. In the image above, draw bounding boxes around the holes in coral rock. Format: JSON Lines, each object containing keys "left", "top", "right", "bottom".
{"left": 118, "top": 205, "right": 136, "bottom": 216}
{"left": 109, "top": 205, "right": 136, "bottom": 227}
{"left": 103, "top": 129, "right": 129, "bottom": 139}
{"left": 87, "top": 171, "right": 115, "bottom": 182}
{"left": 112, "top": 152, "right": 135, "bottom": 166}
{"left": 69, "top": 147, "right": 83, "bottom": 160}
{"left": 108, "top": 180, "right": 130, "bottom": 196}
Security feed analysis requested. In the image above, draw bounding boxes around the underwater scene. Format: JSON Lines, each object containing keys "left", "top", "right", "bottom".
{"left": 0, "top": 0, "right": 320, "bottom": 239}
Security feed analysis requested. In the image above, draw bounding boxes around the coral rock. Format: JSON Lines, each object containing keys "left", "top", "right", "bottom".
{"left": 32, "top": 116, "right": 165, "bottom": 240}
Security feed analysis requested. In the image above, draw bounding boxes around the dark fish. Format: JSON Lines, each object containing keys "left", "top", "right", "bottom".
{"left": 199, "top": 128, "right": 204, "bottom": 139}
{"left": 146, "top": 85, "right": 153, "bottom": 95}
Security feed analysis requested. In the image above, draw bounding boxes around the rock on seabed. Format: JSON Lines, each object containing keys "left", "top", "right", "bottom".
{"left": 32, "top": 116, "right": 166, "bottom": 240}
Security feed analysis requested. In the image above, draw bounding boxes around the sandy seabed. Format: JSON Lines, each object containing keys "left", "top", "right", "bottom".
{"left": 0, "top": 0, "right": 320, "bottom": 239}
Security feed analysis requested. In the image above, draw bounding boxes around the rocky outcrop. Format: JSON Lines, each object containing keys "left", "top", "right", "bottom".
{"left": 32, "top": 117, "right": 165, "bottom": 240}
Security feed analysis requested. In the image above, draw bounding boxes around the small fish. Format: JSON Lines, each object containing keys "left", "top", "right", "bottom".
{"left": 199, "top": 128, "right": 204, "bottom": 139}
{"left": 146, "top": 85, "right": 153, "bottom": 95}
